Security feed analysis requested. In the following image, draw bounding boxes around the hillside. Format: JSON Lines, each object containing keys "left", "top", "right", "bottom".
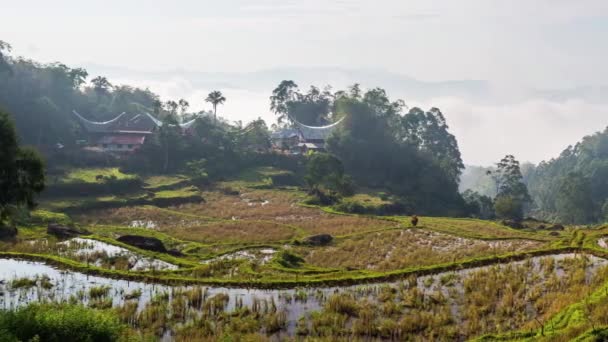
{"left": 3, "top": 164, "right": 608, "bottom": 340}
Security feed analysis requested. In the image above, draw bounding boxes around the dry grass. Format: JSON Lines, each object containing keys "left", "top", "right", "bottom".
{"left": 169, "top": 221, "right": 298, "bottom": 244}
{"left": 300, "top": 228, "right": 545, "bottom": 271}
{"left": 418, "top": 217, "right": 541, "bottom": 239}
{"left": 177, "top": 190, "right": 397, "bottom": 236}
{"left": 73, "top": 206, "right": 213, "bottom": 229}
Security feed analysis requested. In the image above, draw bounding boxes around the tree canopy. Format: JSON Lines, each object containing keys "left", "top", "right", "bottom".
{"left": 0, "top": 110, "right": 45, "bottom": 233}
{"left": 527, "top": 128, "right": 608, "bottom": 224}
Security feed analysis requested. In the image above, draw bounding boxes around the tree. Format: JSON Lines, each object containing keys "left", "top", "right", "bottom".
{"left": 270, "top": 80, "right": 298, "bottom": 124}
{"left": 236, "top": 118, "right": 271, "bottom": 152}
{"left": 326, "top": 85, "right": 467, "bottom": 216}
{"left": 494, "top": 196, "right": 525, "bottom": 222}
{"left": 178, "top": 99, "right": 190, "bottom": 116}
{"left": 0, "top": 110, "right": 45, "bottom": 236}
{"left": 490, "top": 155, "right": 530, "bottom": 221}
{"left": 287, "top": 86, "right": 334, "bottom": 125}
{"left": 90, "top": 76, "right": 112, "bottom": 96}
{"left": 401, "top": 107, "right": 464, "bottom": 182}
{"left": 462, "top": 190, "right": 495, "bottom": 219}
{"left": 152, "top": 100, "right": 163, "bottom": 115}
{"left": 0, "top": 40, "right": 12, "bottom": 74}
{"left": 305, "top": 153, "right": 354, "bottom": 203}
{"left": 165, "top": 100, "right": 178, "bottom": 117}
{"left": 555, "top": 172, "right": 595, "bottom": 224}
{"left": 68, "top": 68, "right": 88, "bottom": 89}
{"left": 205, "top": 91, "right": 226, "bottom": 122}
{"left": 527, "top": 127, "right": 608, "bottom": 224}
{"left": 158, "top": 115, "right": 182, "bottom": 173}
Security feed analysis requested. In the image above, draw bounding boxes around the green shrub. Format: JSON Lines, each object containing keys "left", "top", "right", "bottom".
{"left": 0, "top": 303, "right": 124, "bottom": 342}
{"left": 277, "top": 250, "right": 304, "bottom": 268}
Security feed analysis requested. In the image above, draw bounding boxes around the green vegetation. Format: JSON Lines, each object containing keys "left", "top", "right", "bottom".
{"left": 527, "top": 127, "right": 608, "bottom": 224}
{"left": 0, "top": 110, "right": 45, "bottom": 237}
{"left": 0, "top": 303, "right": 124, "bottom": 342}
{"left": 57, "top": 167, "right": 137, "bottom": 184}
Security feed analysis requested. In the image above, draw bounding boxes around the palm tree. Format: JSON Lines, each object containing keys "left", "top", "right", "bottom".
{"left": 90, "top": 76, "right": 112, "bottom": 95}
{"left": 205, "top": 91, "right": 226, "bottom": 122}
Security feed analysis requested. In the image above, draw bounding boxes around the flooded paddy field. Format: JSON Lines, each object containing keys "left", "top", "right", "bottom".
{"left": 1, "top": 252, "right": 606, "bottom": 340}
{"left": 16, "top": 237, "right": 177, "bottom": 272}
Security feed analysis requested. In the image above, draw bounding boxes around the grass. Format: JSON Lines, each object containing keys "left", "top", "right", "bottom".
{"left": 0, "top": 303, "right": 125, "bottom": 342}
{"left": 13, "top": 166, "right": 608, "bottom": 340}
{"left": 53, "top": 167, "right": 137, "bottom": 184}
{"left": 404, "top": 216, "right": 550, "bottom": 240}
{"left": 143, "top": 175, "right": 188, "bottom": 189}
{"left": 170, "top": 220, "right": 299, "bottom": 244}
{"left": 299, "top": 227, "right": 545, "bottom": 271}
{"left": 154, "top": 186, "right": 200, "bottom": 199}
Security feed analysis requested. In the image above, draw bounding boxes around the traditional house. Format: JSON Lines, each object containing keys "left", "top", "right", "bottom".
{"left": 73, "top": 111, "right": 197, "bottom": 152}
{"left": 270, "top": 128, "right": 300, "bottom": 150}
{"left": 270, "top": 116, "right": 345, "bottom": 153}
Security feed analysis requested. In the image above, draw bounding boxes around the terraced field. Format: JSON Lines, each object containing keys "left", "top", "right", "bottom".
{"left": 3, "top": 167, "right": 608, "bottom": 340}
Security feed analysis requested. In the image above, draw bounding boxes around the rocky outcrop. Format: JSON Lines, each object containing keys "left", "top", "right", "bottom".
{"left": 303, "top": 234, "right": 334, "bottom": 246}
{"left": 117, "top": 235, "right": 167, "bottom": 253}
{"left": 47, "top": 223, "right": 88, "bottom": 238}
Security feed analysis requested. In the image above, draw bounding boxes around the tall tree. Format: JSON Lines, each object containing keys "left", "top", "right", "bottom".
{"left": 326, "top": 85, "right": 467, "bottom": 215}
{"left": 178, "top": 99, "right": 190, "bottom": 117}
{"left": 305, "top": 153, "right": 353, "bottom": 201}
{"left": 152, "top": 100, "right": 163, "bottom": 115}
{"left": 0, "top": 40, "right": 12, "bottom": 74}
{"left": 165, "top": 100, "right": 178, "bottom": 117}
{"left": 0, "top": 110, "right": 45, "bottom": 236}
{"left": 491, "top": 155, "right": 530, "bottom": 221}
{"left": 90, "top": 76, "right": 112, "bottom": 97}
{"left": 401, "top": 107, "right": 464, "bottom": 182}
{"left": 205, "top": 91, "right": 226, "bottom": 122}
{"left": 286, "top": 86, "right": 334, "bottom": 125}
{"left": 269, "top": 80, "right": 298, "bottom": 124}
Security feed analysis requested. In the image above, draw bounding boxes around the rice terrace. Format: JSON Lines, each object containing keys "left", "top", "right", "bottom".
{"left": 3, "top": 2, "right": 608, "bottom": 341}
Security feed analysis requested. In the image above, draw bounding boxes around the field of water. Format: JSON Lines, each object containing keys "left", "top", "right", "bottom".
{"left": 1, "top": 252, "right": 606, "bottom": 339}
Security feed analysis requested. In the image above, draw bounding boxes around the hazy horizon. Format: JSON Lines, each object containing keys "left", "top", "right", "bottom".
{"left": 3, "top": 0, "right": 608, "bottom": 165}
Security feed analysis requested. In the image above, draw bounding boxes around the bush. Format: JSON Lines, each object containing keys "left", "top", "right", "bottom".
{"left": 0, "top": 303, "right": 124, "bottom": 342}
{"left": 276, "top": 250, "right": 304, "bottom": 268}
{"left": 494, "top": 195, "right": 524, "bottom": 221}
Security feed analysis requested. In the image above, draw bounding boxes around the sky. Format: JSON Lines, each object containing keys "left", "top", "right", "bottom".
{"left": 2, "top": 0, "right": 608, "bottom": 165}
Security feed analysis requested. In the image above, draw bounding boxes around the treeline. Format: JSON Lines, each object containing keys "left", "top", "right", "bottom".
{"left": 0, "top": 40, "right": 205, "bottom": 147}
{"left": 526, "top": 128, "right": 608, "bottom": 224}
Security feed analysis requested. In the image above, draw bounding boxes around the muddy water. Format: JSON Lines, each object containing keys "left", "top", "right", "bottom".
{"left": 60, "top": 238, "right": 177, "bottom": 271}
{"left": 0, "top": 253, "right": 605, "bottom": 337}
